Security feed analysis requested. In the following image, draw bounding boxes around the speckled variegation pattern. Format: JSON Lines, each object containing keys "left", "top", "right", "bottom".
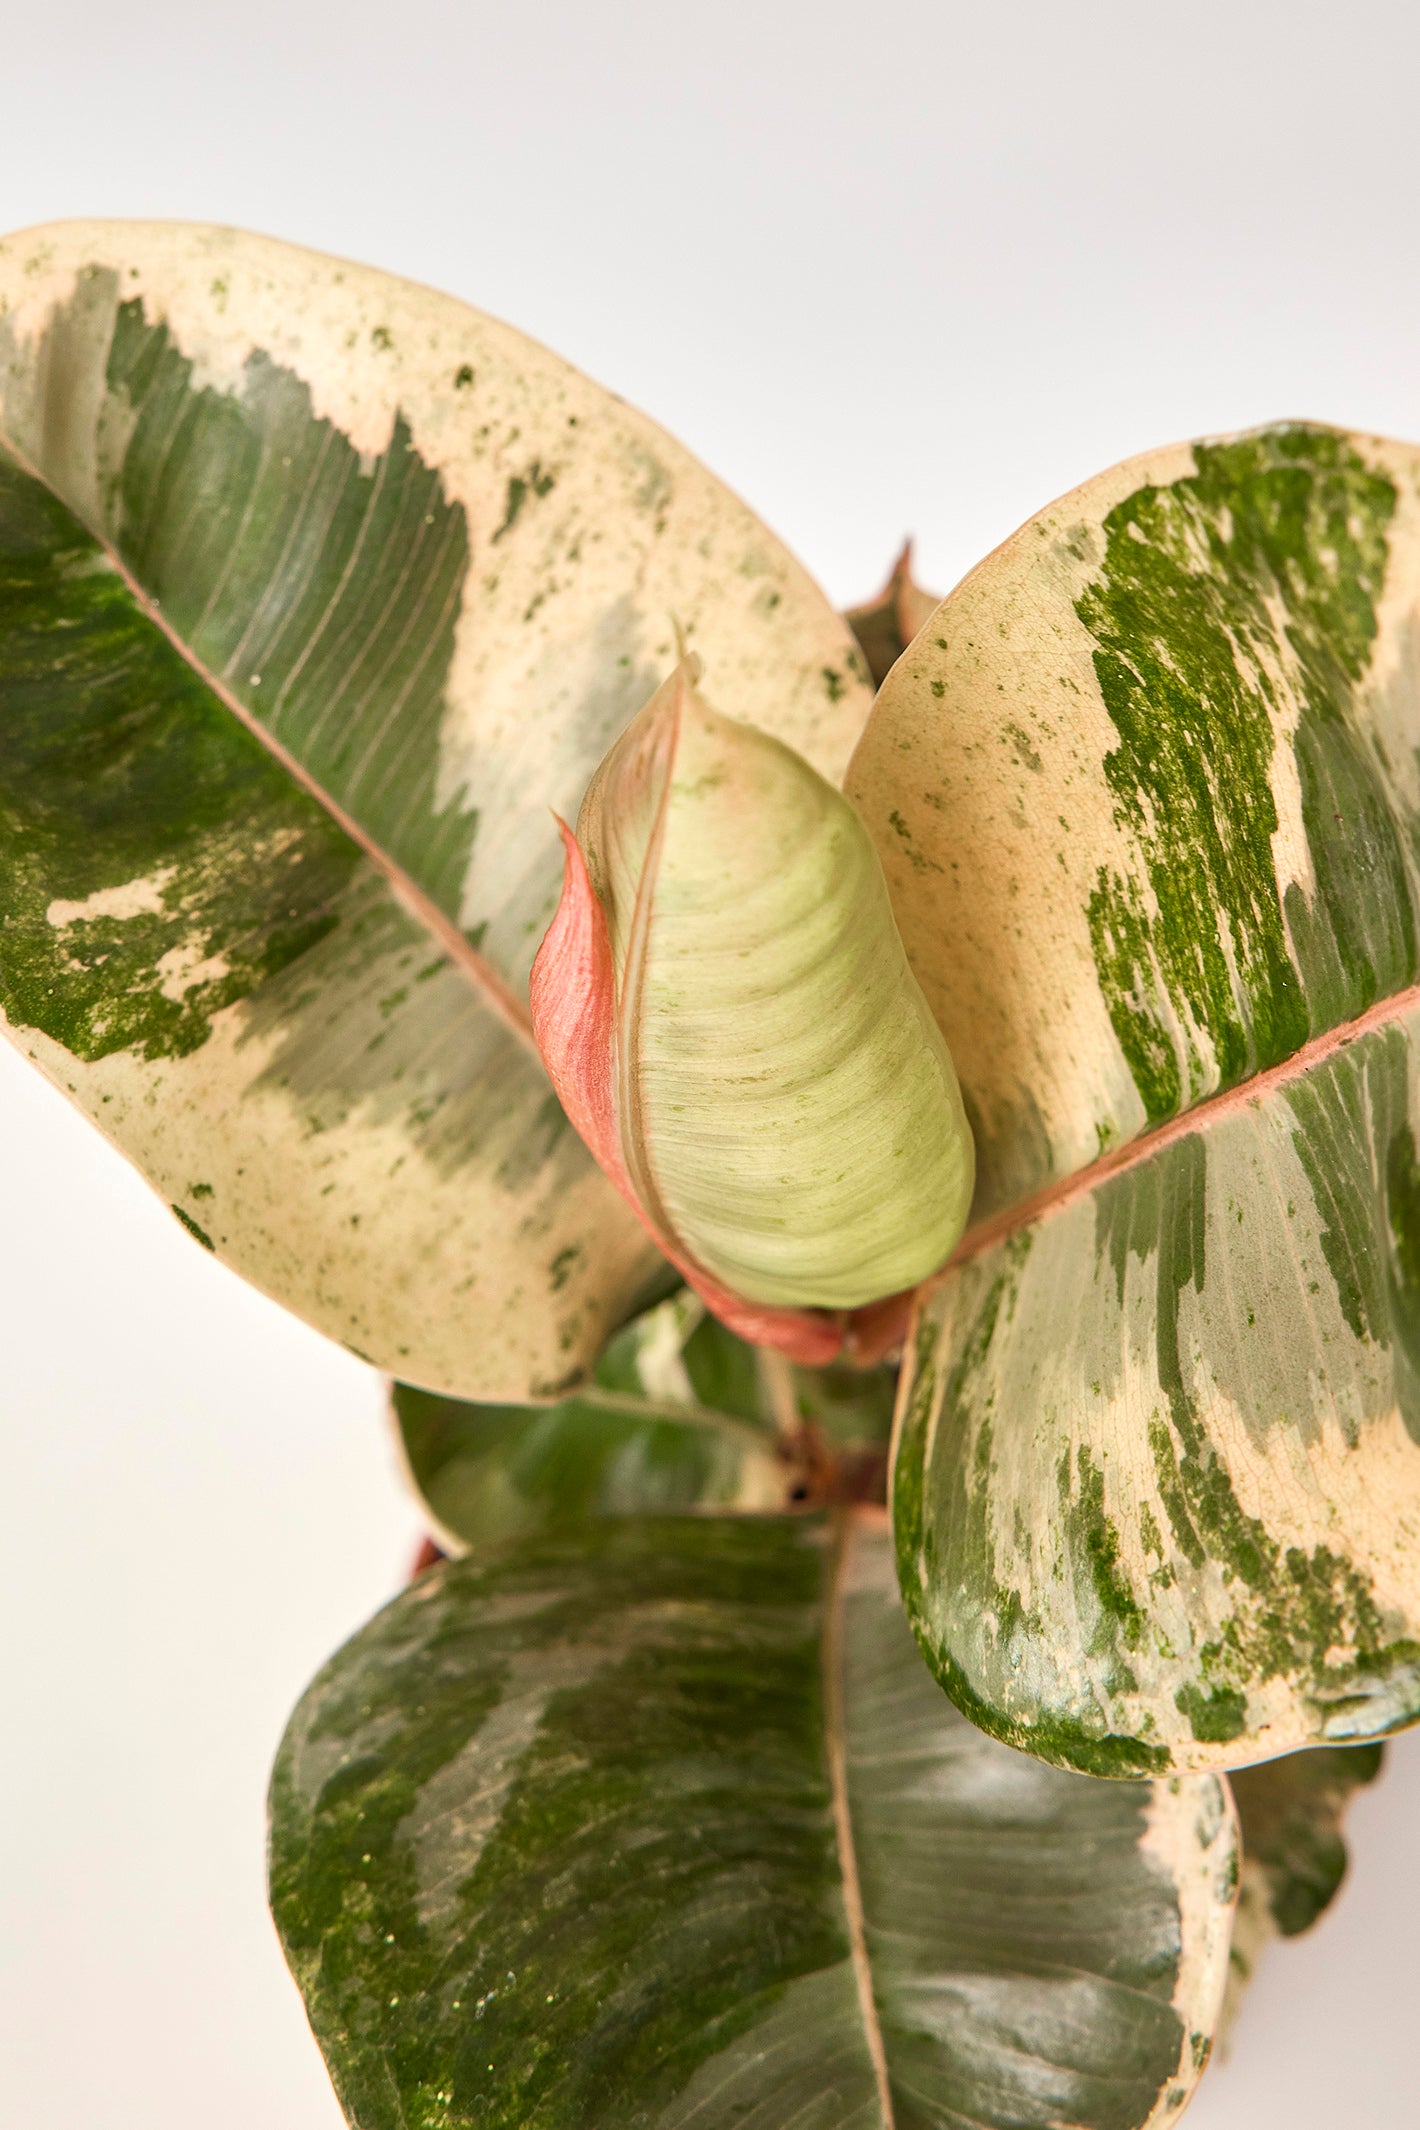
{"left": 896, "top": 1010, "right": 1420, "bottom": 1773}
{"left": 855, "top": 424, "right": 1420, "bottom": 1769}
{"left": 270, "top": 1516, "right": 1236, "bottom": 2130}
{"left": 0, "top": 450, "right": 646, "bottom": 1395}
{"left": 850, "top": 424, "right": 1420, "bottom": 1211}
{"left": 0, "top": 221, "right": 871, "bottom": 1397}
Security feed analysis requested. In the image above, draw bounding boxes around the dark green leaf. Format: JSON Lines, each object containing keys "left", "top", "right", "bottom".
{"left": 1221, "top": 1741, "right": 1384, "bottom": 2034}
{"left": 270, "top": 1515, "right": 1237, "bottom": 2130}
{"left": 392, "top": 1293, "right": 898, "bottom": 1549}
{"left": 1231, "top": 1741, "right": 1384, "bottom": 1938}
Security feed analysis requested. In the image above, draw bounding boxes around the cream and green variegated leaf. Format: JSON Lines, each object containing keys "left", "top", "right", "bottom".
{"left": 0, "top": 415, "right": 654, "bottom": 1397}
{"left": 392, "top": 1289, "right": 898, "bottom": 1552}
{"left": 895, "top": 1008, "right": 1420, "bottom": 1774}
{"left": 1223, "top": 1742, "right": 1384, "bottom": 2032}
{"left": 848, "top": 423, "right": 1420, "bottom": 1767}
{"left": 0, "top": 220, "right": 871, "bottom": 1397}
{"left": 269, "top": 1513, "right": 1237, "bottom": 2130}
{"left": 0, "top": 224, "right": 870, "bottom": 958}
{"left": 849, "top": 421, "right": 1420, "bottom": 1213}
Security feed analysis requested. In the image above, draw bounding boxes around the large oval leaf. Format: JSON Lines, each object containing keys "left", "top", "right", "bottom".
{"left": 849, "top": 423, "right": 1420, "bottom": 1214}
{"left": 392, "top": 1289, "right": 898, "bottom": 1550}
{"left": 270, "top": 1513, "right": 1236, "bottom": 2130}
{"left": 848, "top": 424, "right": 1420, "bottom": 1767}
{"left": 0, "top": 222, "right": 871, "bottom": 1397}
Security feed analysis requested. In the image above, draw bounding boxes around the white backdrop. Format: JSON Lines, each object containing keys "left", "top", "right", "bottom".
{"left": 2, "top": 2, "right": 1419, "bottom": 2122}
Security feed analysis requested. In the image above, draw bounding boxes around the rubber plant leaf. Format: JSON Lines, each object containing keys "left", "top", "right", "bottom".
{"left": 848, "top": 422, "right": 1420, "bottom": 1769}
{"left": 269, "top": 1513, "right": 1237, "bottom": 2130}
{"left": 1222, "top": 1740, "right": 1385, "bottom": 2032}
{"left": 0, "top": 221, "right": 871, "bottom": 1398}
{"left": 391, "top": 1287, "right": 898, "bottom": 1551}
{"left": 844, "top": 540, "right": 942, "bottom": 690}
{"left": 529, "top": 660, "right": 974, "bottom": 1363}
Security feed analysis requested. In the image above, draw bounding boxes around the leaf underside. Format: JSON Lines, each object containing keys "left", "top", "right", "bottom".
{"left": 0, "top": 221, "right": 871, "bottom": 1397}
{"left": 851, "top": 424, "right": 1420, "bottom": 1767}
{"left": 270, "top": 1514, "right": 1236, "bottom": 2130}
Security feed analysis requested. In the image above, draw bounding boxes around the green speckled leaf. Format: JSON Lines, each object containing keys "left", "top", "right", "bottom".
{"left": 0, "top": 221, "right": 870, "bottom": 1397}
{"left": 270, "top": 1515, "right": 1236, "bottom": 2130}
{"left": 850, "top": 424, "right": 1420, "bottom": 1768}
{"left": 895, "top": 1014, "right": 1420, "bottom": 1773}
{"left": 392, "top": 1290, "right": 899, "bottom": 1550}
{"left": 849, "top": 423, "right": 1420, "bottom": 1212}
{"left": 1223, "top": 1740, "right": 1383, "bottom": 2028}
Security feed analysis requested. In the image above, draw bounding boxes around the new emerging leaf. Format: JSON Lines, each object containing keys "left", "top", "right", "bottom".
{"left": 530, "top": 662, "right": 975, "bottom": 1362}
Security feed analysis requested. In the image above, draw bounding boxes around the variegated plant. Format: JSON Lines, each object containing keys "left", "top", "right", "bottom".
{"left": 851, "top": 427, "right": 1420, "bottom": 1777}
{"left": 1, "top": 219, "right": 1410, "bottom": 2128}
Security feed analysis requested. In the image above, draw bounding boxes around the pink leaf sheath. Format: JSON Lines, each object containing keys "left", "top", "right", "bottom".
{"left": 530, "top": 819, "right": 846, "bottom": 1366}
{"left": 529, "top": 820, "right": 626, "bottom": 1188}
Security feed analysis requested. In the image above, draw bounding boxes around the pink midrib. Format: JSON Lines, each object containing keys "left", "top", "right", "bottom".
{"left": 946, "top": 978, "right": 1420, "bottom": 1273}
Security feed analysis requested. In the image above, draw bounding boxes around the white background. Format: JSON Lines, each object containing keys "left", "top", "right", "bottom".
{"left": 2, "top": 1, "right": 1419, "bottom": 2121}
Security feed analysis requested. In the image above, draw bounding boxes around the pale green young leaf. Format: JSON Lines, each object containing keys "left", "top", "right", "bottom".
{"left": 0, "top": 222, "right": 871, "bottom": 1397}
{"left": 576, "top": 665, "right": 974, "bottom": 1309}
{"left": 269, "top": 1514, "right": 1237, "bottom": 2130}
{"left": 850, "top": 425, "right": 1420, "bottom": 1767}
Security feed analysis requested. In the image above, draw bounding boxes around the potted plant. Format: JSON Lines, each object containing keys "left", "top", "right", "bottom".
{"left": 1, "top": 218, "right": 1409, "bottom": 2128}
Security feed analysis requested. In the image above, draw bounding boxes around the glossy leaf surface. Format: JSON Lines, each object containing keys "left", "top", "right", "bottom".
{"left": 854, "top": 425, "right": 1420, "bottom": 1766}
{"left": 0, "top": 221, "right": 870, "bottom": 1395}
{"left": 270, "top": 1514, "right": 1236, "bottom": 2130}
{"left": 392, "top": 1289, "right": 898, "bottom": 1550}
